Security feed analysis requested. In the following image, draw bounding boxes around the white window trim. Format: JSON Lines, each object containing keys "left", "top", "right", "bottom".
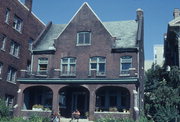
{"left": 61, "top": 58, "right": 76, "bottom": 76}
{"left": 13, "top": 15, "right": 23, "bottom": 32}
{"left": 89, "top": 57, "right": 106, "bottom": 76}
{"left": 7, "top": 67, "right": 17, "bottom": 83}
{"left": 76, "top": 32, "right": 91, "bottom": 46}
{"left": 0, "top": 63, "right": 3, "bottom": 76}
{"left": 37, "top": 58, "right": 48, "bottom": 72}
{"left": 1, "top": 34, "right": 6, "bottom": 51}
{"left": 5, "top": 8, "right": 10, "bottom": 24}
{"left": 120, "top": 56, "right": 132, "bottom": 75}
{"left": 10, "top": 41, "right": 20, "bottom": 58}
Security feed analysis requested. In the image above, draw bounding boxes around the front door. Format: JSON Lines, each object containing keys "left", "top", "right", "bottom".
{"left": 72, "top": 92, "right": 87, "bottom": 116}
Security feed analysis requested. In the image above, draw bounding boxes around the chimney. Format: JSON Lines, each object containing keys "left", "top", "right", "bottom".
{"left": 25, "top": 0, "right": 32, "bottom": 11}
{"left": 136, "top": 8, "right": 143, "bottom": 21}
{"left": 173, "top": 8, "right": 180, "bottom": 19}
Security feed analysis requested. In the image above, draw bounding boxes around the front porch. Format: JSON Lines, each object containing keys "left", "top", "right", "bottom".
{"left": 15, "top": 78, "right": 139, "bottom": 120}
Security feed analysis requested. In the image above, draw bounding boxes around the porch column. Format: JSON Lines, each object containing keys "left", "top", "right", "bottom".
{"left": 52, "top": 88, "right": 59, "bottom": 113}
{"left": 14, "top": 88, "right": 23, "bottom": 117}
{"left": 89, "top": 91, "right": 95, "bottom": 120}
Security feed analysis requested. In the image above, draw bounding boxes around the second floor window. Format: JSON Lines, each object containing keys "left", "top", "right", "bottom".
{"left": 13, "top": 15, "right": 23, "bottom": 32}
{"left": 28, "top": 38, "right": 34, "bottom": 51}
{"left": 38, "top": 58, "right": 48, "bottom": 73}
{"left": 7, "top": 67, "right": 17, "bottom": 82}
{"left": 0, "top": 34, "right": 6, "bottom": 50}
{"left": 89, "top": 57, "right": 106, "bottom": 76}
{"left": 10, "top": 41, "right": 20, "bottom": 57}
{"left": 77, "top": 32, "right": 91, "bottom": 45}
{"left": 120, "top": 56, "right": 132, "bottom": 74}
{"left": 5, "top": 8, "right": 10, "bottom": 24}
{"left": 61, "top": 58, "right": 76, "bottom": 76}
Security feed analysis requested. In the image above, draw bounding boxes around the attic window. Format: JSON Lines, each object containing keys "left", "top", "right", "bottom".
{"left": 77, "top": 32, "right": 91, "bottom": 45}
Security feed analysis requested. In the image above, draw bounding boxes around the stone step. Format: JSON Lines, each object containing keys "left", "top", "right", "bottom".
{"left": 60, "top": 118, "right": 93, "bottom": 122}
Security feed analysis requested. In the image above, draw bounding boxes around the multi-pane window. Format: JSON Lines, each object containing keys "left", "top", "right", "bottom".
{"left": 0, "top": 34, "right": 6, "bottom": 50}
{"left": 61, "top": 58, "right": 76, "bottom": 76}
{"left": 10, "top": 41, "right": 20, "bottom": 57}
{"left": 77, "top": 32, "right": 91, "bottom": 45}
{"left": 120, "top": 56, "right": 132, "bottom": 74}
{"left": 7, "top": 67, "right": 17, "bottom": 82}
{"left": 13, "top": 15, "right": 23, "bottom": 32}
{"left": 5, "top": 95, "right": 14, "bottom": 109}
{"left": 0, "top": 63, "right": 3, "bottom": 75}
{"left": 5, "top": 8, "right": 10, "bottom": 24}
{"left": 89, "top": 57, "right": 106, "bottom": 76}
{"left": 38, "top": 58, "right": 48, "bottom": 73}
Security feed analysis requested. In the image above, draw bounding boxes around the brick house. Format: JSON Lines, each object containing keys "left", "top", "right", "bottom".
{"left": 164, "top": 8, "right": 180, "bottom": 67}
{"left": 0, "top": 0, "right": 44, "bottom": 109}
{"left": 15, "top": 3, "right": 144, "bottom": 120}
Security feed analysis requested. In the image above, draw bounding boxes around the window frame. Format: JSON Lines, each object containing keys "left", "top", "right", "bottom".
{"left": 61, "top": 57, "right": 76, "bottom": 76}
{"left": 10, "top": 40, "right": 20, "bottom": 58}
{"left": 38, "top": 58, "right": 48, "bottom": 73}
{"left": 77, "top": 31, "right": 91, "bottom": 46}
{"left": 13, "top": 15, "right": 23, "bottom": 32}
{"left": 5, "top": 8, "right": 10, "bottom": 24}
{"left": 5, "top": 95, "right": 14, "bottom": 109}
{"left": 120, "top": 56, "right": 132, "bottom": 75}
{"left": 89, "top": 57, "right": 106, "bottom": 76}
{"left": 7, "top": 67, "right": 17, "bottom": 83}
{"left": 0, "top": 62, "right": 3, "bottom": 76}
{"left": 0, "top": 34, "right": 6, "bottom": 51}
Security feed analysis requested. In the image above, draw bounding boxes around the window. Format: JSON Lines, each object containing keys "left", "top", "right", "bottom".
{"left": 13, "top": 15, "right": 23, "bottom": 32}
{"left": 7, "top": 67, "right": 17, "bottom": 82}
{"left": 28, "top": 38, "right": 34, "bottom": 51}
{"left": 120, "top": 56, "right": 132, "bottom": 74}
{"left": 0, "top": 63, "right": 3, "bottom": 75}
{"left": 10, "top": 41, "right": 20, "bottom": 57}
{"left": 59, "top": 92, "right": 66, "bottom": 108}
{"left": 77, "top": 32, "right": 91, "bottom": 45}
{"left": 5, "top": 95, "right": 14, "bottom": 109}
{"left": 89, "top": 57, "right": 106, "bottom": 76}
{"left": 27, "top": 60, "right": 31, "bottom": 72}
{"left": 61, "top": 58, "right": 76, "bottom": 76}
{"left": 5, "top": 8, "right": 10, "bottom": 24}
{"left": 38, "top": 58, "right": 48, "bottom": 74}
{"left": 0, "top": 34, "right": 6, "bottom": 50}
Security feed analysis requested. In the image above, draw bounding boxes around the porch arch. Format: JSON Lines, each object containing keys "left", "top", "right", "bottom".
{"left": 23, "top": 86, "right": 53, "bottom": 110}
{"left": 58, "top": 85, "right": 90, "bottom": 118}
{"left": 95, "top": 86, "right": 130, "bottom": 112}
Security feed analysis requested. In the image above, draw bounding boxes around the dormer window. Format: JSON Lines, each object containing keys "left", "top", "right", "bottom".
{"left": 38, "top": 58, "right": 48, "bottom": 74}
{"left": 120, "top": 56, "right": 132, "bottom": 74}
{"left": 77, "top": 32, "right": 91, "bottom": 45}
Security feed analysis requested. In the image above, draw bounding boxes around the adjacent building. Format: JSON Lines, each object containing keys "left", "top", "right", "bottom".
{"left": 164, "top": 8, "right": 180, "bottom": 67}
{"left": 154, "top": 44, "right": 164, "bottom": 66}
{"left": 15, "top": 3, "right": 144, "bottom": 120}
{"left": 0, "top": 0, "right": 45, "bottom": 109}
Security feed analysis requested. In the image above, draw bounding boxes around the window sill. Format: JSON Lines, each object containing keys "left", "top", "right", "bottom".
{"left": 12, "top": 27, "right": 22, "bottom": 34}
{"left": 76, "top": 44, "right": 91, "bottom": 46}
{"left": 1, "top": 48, "right": 5, "bottom": 52}
{"left": 10, "top": 54, "right": 19, "bottom": 59}
{"left": 7, "top": 80, "right": 16, "bottom": 84}
{"left": 119, "top": 74, "right": 130, "bottom": 77}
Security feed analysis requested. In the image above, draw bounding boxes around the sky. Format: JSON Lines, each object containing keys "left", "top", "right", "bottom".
{"left": 30, "top": 0, "right": 180, "bottom": 60}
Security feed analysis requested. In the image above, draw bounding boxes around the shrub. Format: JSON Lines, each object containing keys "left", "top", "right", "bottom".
{"left": 0, "top": 98, "right": 10, "bottom": 118}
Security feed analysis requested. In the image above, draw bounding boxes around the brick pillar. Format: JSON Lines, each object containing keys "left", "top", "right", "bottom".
{"left": 52, "top": 88, "right": 59, "bottom": 113}
{"left": 14, "top": 87, "right": 23, "bottom": 117}
{"left": 88, "top": 91, "right": 95, "bottom": 121}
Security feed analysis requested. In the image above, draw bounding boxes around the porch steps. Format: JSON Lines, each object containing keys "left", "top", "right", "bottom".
{"left": 60, "top": 118, "right": 93, "bottom": 122}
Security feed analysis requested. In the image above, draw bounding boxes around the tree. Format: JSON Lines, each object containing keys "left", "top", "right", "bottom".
{"left": 144, "top": 65, "right": 180, "bottom": 122}
{"left": 0, "top": 98, "right": 10, "bottom": 118}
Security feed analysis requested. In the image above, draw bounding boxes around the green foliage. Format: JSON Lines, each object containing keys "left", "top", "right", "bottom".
{"left": 95, "top": 116, "right": 153, "bottom": 122}
{"left": 144, "top": 65, "right": 180, "bottom": 122}
{"left": 0, "top": 98, "right": 10, "bottom": 118}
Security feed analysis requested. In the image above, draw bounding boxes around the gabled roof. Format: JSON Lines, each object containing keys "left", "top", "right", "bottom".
{"left": 169, "top": 16, "right": 180, "bottom": 26}
{"left": 34, "top": 2, "right": 138, "bottom": 51}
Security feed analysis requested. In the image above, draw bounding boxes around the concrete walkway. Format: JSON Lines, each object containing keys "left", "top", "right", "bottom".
{"left": 60, "top": 118, "right": 93, "bottom": 122}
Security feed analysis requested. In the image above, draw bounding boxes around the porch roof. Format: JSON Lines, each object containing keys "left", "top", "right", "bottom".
{"left": 17, "top": 78, "right": 138, "bottom": 84}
